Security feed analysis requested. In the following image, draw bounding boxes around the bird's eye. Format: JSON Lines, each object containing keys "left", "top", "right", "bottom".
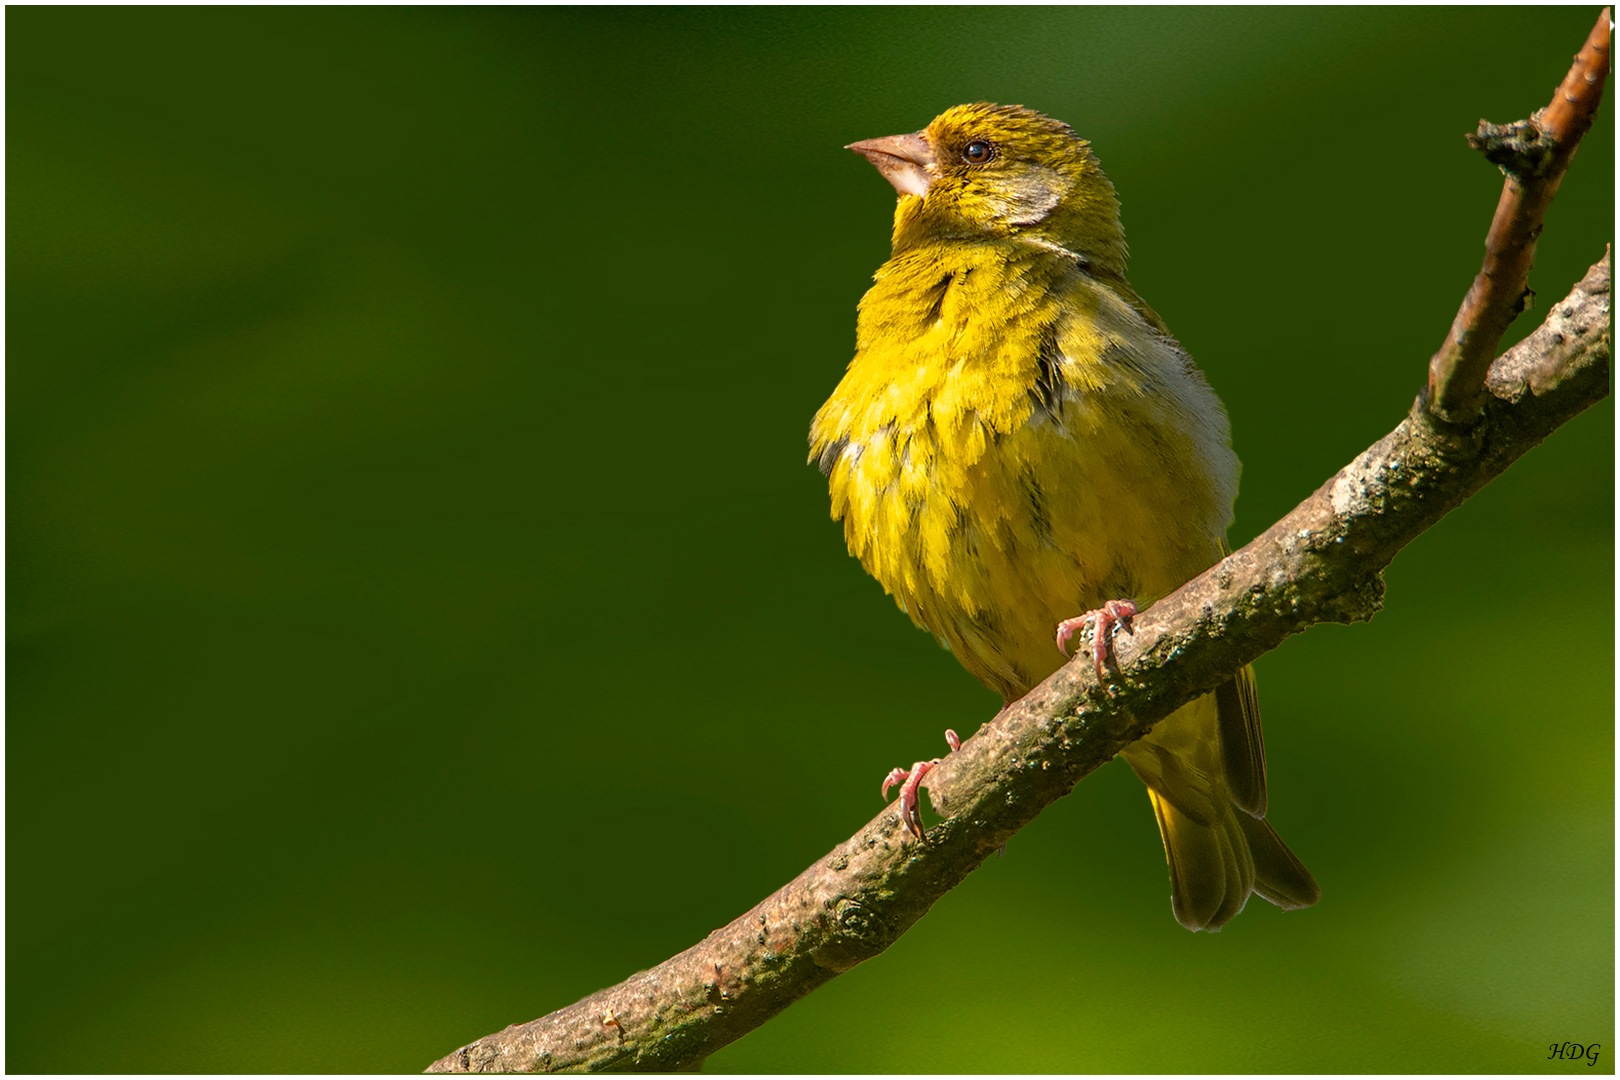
{"left": 962, "top": 140, "right": 995, "bottom": 164}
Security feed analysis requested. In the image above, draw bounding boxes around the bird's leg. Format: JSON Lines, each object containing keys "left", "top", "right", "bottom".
{"left": 881, "top": 729, "right": 961, "bottom": 841}
{"left": 1055, "top": 599, "right": 1139, "bottom": 680}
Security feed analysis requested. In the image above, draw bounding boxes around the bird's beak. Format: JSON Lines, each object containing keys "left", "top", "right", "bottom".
{"left": 846, "top": 131, "right": 935, "bottom": 198}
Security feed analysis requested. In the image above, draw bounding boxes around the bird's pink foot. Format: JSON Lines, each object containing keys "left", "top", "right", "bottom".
{"left": 881, "top": 729, "right": 960, "bottom": 841}
{"left": 1056, "top": 599, "right": 1139, "bottom": 679}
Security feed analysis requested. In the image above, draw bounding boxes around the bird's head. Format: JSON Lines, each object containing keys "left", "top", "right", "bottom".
{"left": 848, "top": 103, "right": 1128, "bottom": 275}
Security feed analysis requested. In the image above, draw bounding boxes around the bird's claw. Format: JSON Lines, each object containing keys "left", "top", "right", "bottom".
{"left": 884, "top": 760, "right": 936, "bottom": 841}
{"left": 881, "top": 729, "right": 961, "bottom": 841}
{"left": 1055, "top": 599, "right": 1139, "bottom": 680}
{"left": 880, "top": 766, "right": 914, "bottom": 804}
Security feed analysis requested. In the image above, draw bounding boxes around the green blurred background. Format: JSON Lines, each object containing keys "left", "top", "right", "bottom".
{"left": 9, "top": 6, "right": 1613, "bottom": 1073}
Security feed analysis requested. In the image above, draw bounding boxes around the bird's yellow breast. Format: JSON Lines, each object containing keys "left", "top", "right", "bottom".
{"left": 811, "top": 241, "right": 1238, "bottom": 701}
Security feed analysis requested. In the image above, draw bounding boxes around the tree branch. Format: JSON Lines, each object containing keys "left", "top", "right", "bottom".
{"left": 428, "top": 16, "right": 1612, "bottom": 1074}
{"left": 432, "top": 254, "right": 1608, "bottom": 1076}
{"left": 1426, "top": 6, "right": 1611, "bottom": 422}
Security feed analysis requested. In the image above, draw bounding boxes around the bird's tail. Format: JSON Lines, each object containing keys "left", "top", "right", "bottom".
{"left": 1145, "top": 786, "right": 1319, "bottom": 931}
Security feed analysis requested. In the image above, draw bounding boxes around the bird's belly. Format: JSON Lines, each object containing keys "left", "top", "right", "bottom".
{"left": 855, "top": 405, "right": 1225, "bottom": 702}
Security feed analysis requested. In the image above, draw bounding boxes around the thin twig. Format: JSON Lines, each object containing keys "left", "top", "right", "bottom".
{"left": 1426, "top": 6, "right": 1611, "bottom": 422}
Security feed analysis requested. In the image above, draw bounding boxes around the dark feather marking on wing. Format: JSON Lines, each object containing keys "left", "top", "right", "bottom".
{"left": 1016, "top": 470, "right": 1054, "bottom": 546}
{"left": 816, "top": 435, "right": 849, "bottom": 476}
{"left": 1028, "top": 323, "right": 1067, "bottom": 420}
{"left": 924, "top": 271, "right": 954, "bottom": 324}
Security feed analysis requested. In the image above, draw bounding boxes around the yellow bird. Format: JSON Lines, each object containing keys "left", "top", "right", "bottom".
{"left": 809, "top": 103, "right": 1319, "bottom": 931}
